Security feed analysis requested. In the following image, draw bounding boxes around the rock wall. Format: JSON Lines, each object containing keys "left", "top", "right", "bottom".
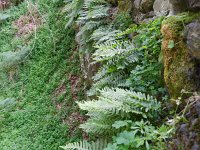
{"left": 168, "top": 96, "right": 200, "bottom": 150}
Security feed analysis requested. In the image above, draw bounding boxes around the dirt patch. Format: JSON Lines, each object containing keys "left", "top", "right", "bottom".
{"left": 0, "top": 0, "right": 9, "bottom": 11}
{"left": 51, "top": 77, "right": 87, "bottom": 139}
{"left": 13, "top": 7, "right": 41, "bottom": 37}
{"left": 63, "top": 112, "right": 88, "bottom": 140}
{"left": 69, "top": 74, "right": 80, "bottom": 100}
{"left": 52, "top": 80, "right": 66, "bottom": 110}
{"left": 53, "top": 80, "right": 66, "bottom": 97}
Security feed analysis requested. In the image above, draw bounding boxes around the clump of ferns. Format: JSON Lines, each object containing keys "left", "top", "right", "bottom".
{"left": 61, "top": 87, "right": 164, "bottom": 150}
{"left": 88, "top": 38, "right": 140, "bottom": 96}
{"left": 89, "top": 18, "right": 165, "bottom": 97}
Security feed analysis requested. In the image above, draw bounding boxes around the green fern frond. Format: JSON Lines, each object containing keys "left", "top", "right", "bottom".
{"left": 84, "top": 0, "right": 107, "bottom": 8}
{"left": 77, "top": 21, "right": 103, "bottom": 39}
{"left": 93, "top": 41, "right": 135, "bottom": 62}
{"left": 61, "top": 139, "right": 107, "bottom": 150}
{"left": 80, "top": 117, "right": 115, "bottom": 134}
{"left": 79, "top": 88, "right": 160, "bottom": 119}
{"left": 64, "top": 0, "right": 84, "bottom": 28}
{"left": 90, "top": 28, "right": 120, "bottom": 43}
{"left": 78, "top": 5, "right": 109, "bottom": 24}
{"left": 93, "top": 40, "right": 139, "bottom": 67}
{"left": 88, "top": 70, "right": 127, "bottom": 96}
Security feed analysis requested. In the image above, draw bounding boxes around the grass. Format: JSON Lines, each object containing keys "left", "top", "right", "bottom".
{"left": 0, "top": 0, "right": 84, "bottom": 149}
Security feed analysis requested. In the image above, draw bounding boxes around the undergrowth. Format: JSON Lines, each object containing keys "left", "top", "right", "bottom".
{"left": 0, "top": 0, "right": 84, "bottom": 149}
{"left": 62, "top": 0, "right": 173, "bottom": 150}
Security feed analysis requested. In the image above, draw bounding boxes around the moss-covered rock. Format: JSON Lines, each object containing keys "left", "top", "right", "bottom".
{"left": 117, "top": 0, "right": 132, "bottom": 12}
{"left": 161, "top": 12, "right": 200, "bottom": 100}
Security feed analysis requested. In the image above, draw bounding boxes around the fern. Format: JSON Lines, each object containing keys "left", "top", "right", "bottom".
{"left": 77, "top": 7, "right": 109, "bottom": 27}
{"left": 61, "top": 139, "right": 107, "bottom": 150}
{"left": 90, "top": 18, "right": 165, "bottom": 97}
{"left": 78, "top": 88, "right": 160, "bottom": 134}
{"left": 90, "top": 28, "right": 121, "bottom": 44}
{"left": 64, "top": 0, "right": 84, "bottom": 28}
{"left": 83, "top": 0, "right": 107, "bottom": 8}
{"left": 93, "top": 40, "right": 138, "bottom": 64}
{"left": 88, "top": 70, "right": 128, "bottom": 96}
{"left": 79, "top": 116, "right": 116, "bottom": 134}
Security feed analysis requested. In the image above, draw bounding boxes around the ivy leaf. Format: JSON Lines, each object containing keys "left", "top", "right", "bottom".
{"left": 168, "top": 40, "right": 175, "bottom": 49}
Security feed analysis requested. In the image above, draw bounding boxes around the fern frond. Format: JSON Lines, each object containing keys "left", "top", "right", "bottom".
{"left": 77, "top": 5, "right": 109, "bottom": 24}
{"left": 88, "top": 70, "right": 127, "bottom": 96}
{"left": 79, "top": 88, "right": 161, "bottom": 119}
{"left": 79, "top": 117, "right": 115, "bottom": 134}
{"left": 61, "top": 139, "right": 107, "bottom": 150}
{"left": 65, "top": 0, "right": 84, "bottom": 28}
{"left": 92, "top": 40, "right": 139, "bottom": 69}
{"left": 90, "top": 28, "right": 120, "bottom": 43}
{"left": 77, "top": 20, "right": 103, "bottom": 39}
{"left": 84, "top": 0, "right": 107, "bottom": 8}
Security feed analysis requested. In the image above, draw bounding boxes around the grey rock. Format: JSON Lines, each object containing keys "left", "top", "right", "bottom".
{"left": 132, "top": 0, "right": 156, "bottom": 23}
{"left": 168, "top": 0, "right": 187, "bottom": 15}
{"left": 191, "top": 143, "right": 200, "bottom": 150}
{"left": 153, "top": 0, "right": 170, "bottom": 16}
{"left": 185, "top": 20, "right": 200, "bottom": 59}
{"left": 154, "top": 0, "right": 200, "bottom": 16}
{"left": 187, "top": 0, "right": 200, "bottom": 12}
{"left": 134, "top": 0, "right": 141, "bottom": 10}
{"left": 169, "top": 0, "right": 200, "bottom": 15}
{"left": 140, "top": 0, "right": 155, "bottom": 13}
{"left": 168, "top": 97, "right": 200, "bottom": 150}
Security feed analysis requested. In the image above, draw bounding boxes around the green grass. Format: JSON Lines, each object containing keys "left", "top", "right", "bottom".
{"left": 0, "top": 1, "right": 84, "bottom": 149}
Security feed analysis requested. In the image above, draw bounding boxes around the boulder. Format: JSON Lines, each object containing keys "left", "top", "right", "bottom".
{"left": 161, "top": 13, "right": 200, "bottom": 99}
{"left": 134, "top": 0, "right": 141, "bottom": 10}
{"left": 153, "top": 0, "right": 170, "bottom": 16}
{"left": 168, "top": 0, "right": 188, "bottom": 15}
{"left": 140, "top": 0, "right": 155, "bottom": 13}
{"left": 132, "top": 0, "right": 155, "bottom": 23}
{"left": 187, "top": 0, "right": 200, "bottom": 12}
{"left": 184, "top": 20, "right": 200, "bottom": 59}
{"left": 154, "top": 0, "right": 200, "bottom": 16}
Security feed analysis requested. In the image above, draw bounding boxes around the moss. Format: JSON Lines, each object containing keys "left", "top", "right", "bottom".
{"left": 117, "top": 0, "right": 132, "bottom": 12}
{"left": 162, "top": 12, "right": 200, "bottom": 35}
{"left": 161, "top": 12, "right": 200, "bottom": 100}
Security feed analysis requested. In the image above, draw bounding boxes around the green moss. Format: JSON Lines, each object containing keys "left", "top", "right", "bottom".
{"left": 162, "top": 12, "right": 200, "bottom": 35}
{"left": 161, "top": 12, "right": 200, "bottom": 100}
{"left": 117, "top": 0, "right": 132, "bottom": 12}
